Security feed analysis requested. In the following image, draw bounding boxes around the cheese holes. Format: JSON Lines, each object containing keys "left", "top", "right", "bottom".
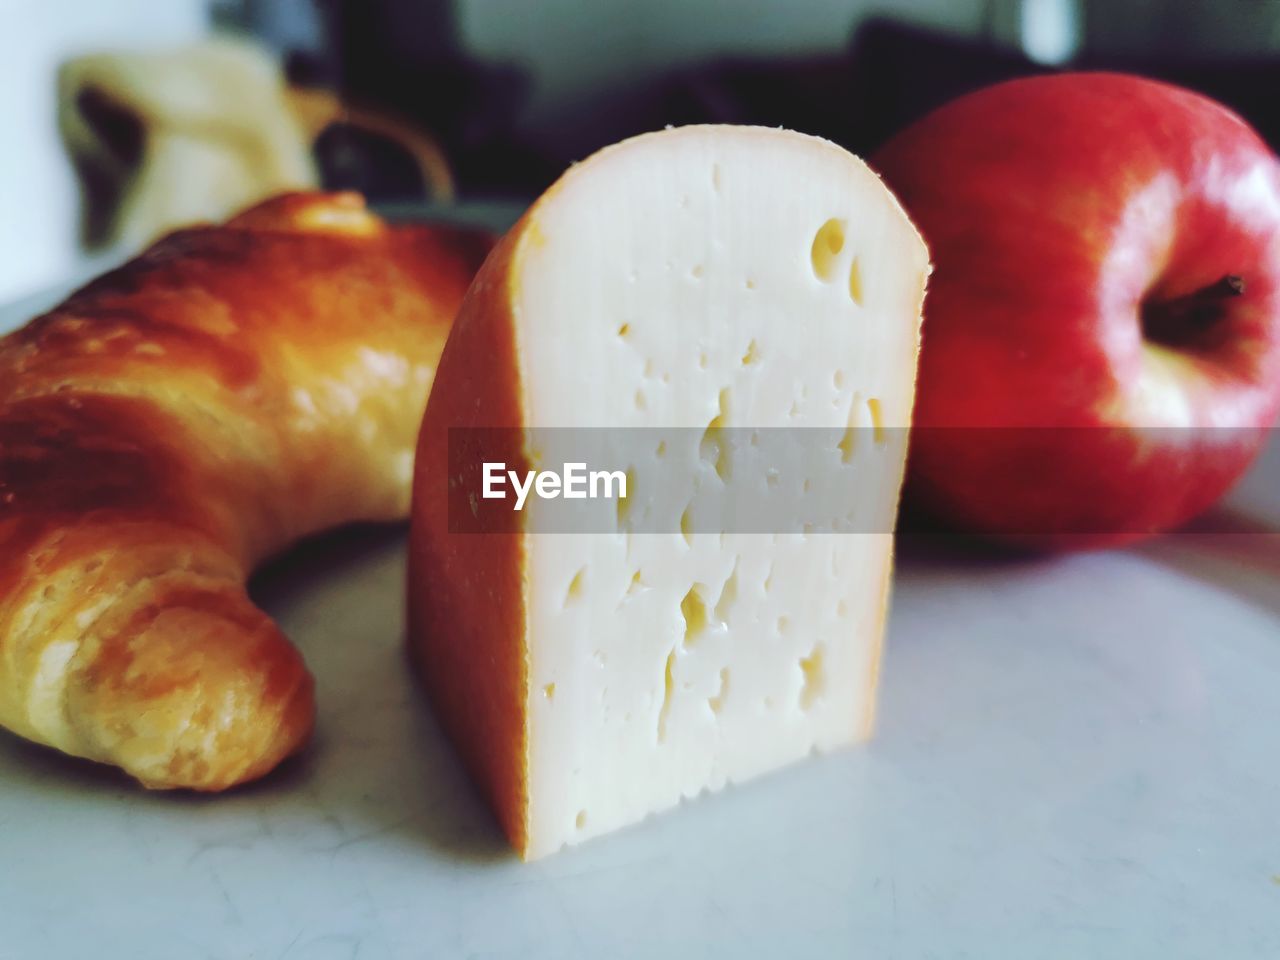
{"left": 658, "top": 648, "right": 677, "bottom": 742}
{"left": 810, "top": 218, "right": 846, "bottom": 282}
{"left": 838, "top": 423, "right": 857, "bottom": 464}
{"left": 616, "top": 469, "right": 635, "bottom": 528}
{"left": 625, "top": 569, "right": 645, "bottom": 597}
{"left": 565, "top": 566, "right": 587, "bottom": 606}
{"left": 543, "top": 683, "right": 556, "bottom": 701}
{"left": 741, "top": 339, "right": 760, "bottom": 367}
{"left": 848, "top": 257, "right": 864, "bottom": 305}
{"left": 799, "top": 645, "right": 826, "bottom": 710}
{"left": 681, "top": 585, "right": 711, "bottom": 644}
{"left": 714, "top": 562, "right": 739, "bottom": 626}
{"left": 866, "top": 397, "right": 886, "bottom": 445}
{"left": 700, "top": 388, "right": 732, "bottom": 483}
{"left": 617, "top": 322, "right": 631, "bottom": 339}
{"left": 811, "top": 220, "right": 865, "bottom": 305}
{"left": 680, "top": 505, "right": 693, "bottom": 546}
{"left": 708, "top": 668, "right": 730, "bottom": 715}
{"left": 576, "top": 810, "right": 588, "bottom": 830}
{"left": 690, "top": 264, "right": 705, "bottom": 280}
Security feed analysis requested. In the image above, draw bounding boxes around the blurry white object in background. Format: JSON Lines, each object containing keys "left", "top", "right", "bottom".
{"left": 59, "top": 36, "right": 316, "bottom": 253}
{"left": 989, "top": 0, "right": 1083, "bottom": 65}
{"left": 1020, "top": 0, "right": 1082, "bottom": 65}
{"left": 0, "top": 0, "right": 210, "bottom": 304}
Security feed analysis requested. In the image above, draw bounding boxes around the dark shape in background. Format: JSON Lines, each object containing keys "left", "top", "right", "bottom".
{"left": 230, "top": 0, "right": 1280, "bottom": 201}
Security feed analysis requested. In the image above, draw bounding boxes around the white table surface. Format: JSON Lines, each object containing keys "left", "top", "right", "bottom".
{"left": 1, "top": 228, "right": 1278, "bottom": 960}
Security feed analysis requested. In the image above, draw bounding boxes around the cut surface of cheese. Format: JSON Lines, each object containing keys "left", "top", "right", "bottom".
{"left": 409, "top": 125, "right": 929, "bottom": 859}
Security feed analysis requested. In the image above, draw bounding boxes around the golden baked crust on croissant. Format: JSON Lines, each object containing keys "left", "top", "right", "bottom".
{"left": 0, "top": 192, "right": 491, "bottom": 790}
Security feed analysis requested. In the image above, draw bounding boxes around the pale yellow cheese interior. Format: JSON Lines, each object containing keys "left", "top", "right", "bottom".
{"left": 508, "top": 126, "right": 928, "bottom": 857}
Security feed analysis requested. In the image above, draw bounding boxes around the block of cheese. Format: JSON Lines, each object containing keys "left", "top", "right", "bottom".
{"left": 409, "top": 125, "right": 929, "bottom": 859}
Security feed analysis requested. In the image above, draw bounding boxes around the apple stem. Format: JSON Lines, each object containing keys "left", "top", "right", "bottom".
{"left": 1142, "top": 274, "right": 1245, "bottom": 346}
{"left": 1189, "top": 274, "right": 1245, "bottom": 301}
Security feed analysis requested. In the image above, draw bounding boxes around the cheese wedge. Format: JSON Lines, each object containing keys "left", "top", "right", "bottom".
{"left": 409, "top": 125, "right": 929, "bottom": 859}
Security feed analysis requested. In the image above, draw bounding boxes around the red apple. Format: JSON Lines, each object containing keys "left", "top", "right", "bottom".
{"left": 872, "top": 72, "right": 1280, "bottom": 549}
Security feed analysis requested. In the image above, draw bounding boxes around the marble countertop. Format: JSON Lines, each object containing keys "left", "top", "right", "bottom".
{"left": 0, "top": 210, "right": 1277, "bottom": 960}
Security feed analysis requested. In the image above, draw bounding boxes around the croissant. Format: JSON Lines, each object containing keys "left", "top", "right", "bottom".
{"left": 0, "top": 192, "right": 491, "bottom": 790}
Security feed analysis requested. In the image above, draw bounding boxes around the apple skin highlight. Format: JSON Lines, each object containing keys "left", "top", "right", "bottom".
{"left": 873, "top": 72, "right": 1280, "bottom": 550}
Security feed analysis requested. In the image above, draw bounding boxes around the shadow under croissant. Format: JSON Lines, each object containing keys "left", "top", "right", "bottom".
{"left": 0, "top": 522, "right": 512, "bottom": 866}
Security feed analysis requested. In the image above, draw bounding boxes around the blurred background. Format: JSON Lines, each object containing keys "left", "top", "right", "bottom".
{"left": 3, "top": 0, "right": 1279, "bottom": 303}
